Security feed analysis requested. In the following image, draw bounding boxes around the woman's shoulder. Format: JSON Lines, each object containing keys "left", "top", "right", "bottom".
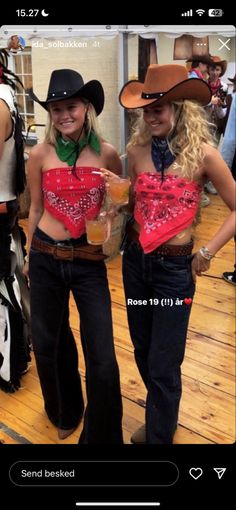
{"left": 0, "top": 84, "right": 15, "bottom": 112}
{"left": 202, "top": 142, "right": 220, "bottom": 160}
{"left": 0, "top": 97, "right": 11, "bottom": 120}
{"left": 100, "top": 140, "right": 119, "bottom": 157}
{"left": 28, "top": 142, "right": 55, "bottom": 170}
{"left": 127, "top": 143, "right": 149, "bottom": 159}
{"left": 29, "top": 141, "right": 53, "bottom": 158}
{"left": 100, "top": 141, "right": 122, "bottom": 174}
{"left": 201, "top": 143, "right": 225, "bottom": 174}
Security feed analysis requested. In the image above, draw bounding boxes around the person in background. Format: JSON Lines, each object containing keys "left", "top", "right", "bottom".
{"left": 0, "top": 49, "right": 30, "bottom": 392}
{"left": 119, "top": 64, "right": 236, "bottom": 444}
{"left": 220, "top": 88, "right": 236, "bottom": 286}
{"left": 205, "top": 56, "right": 228, "bottom": 195}
{"left": 222, "top": 74, "right": 236, "bottom": 136}
{"left": 187, "top": 54, "right": 213, "bottom": 80}
{"left": 228, "top": 73, "right": 236, "bottom": 92}
{"left": 207, "top": 55, "right": 228, "bottom": 139}
{"left": 24, "top": 68, "right": 123, "bottom": 443}
{"left": 187, "top": 54, "right": 214, "bottom": 206}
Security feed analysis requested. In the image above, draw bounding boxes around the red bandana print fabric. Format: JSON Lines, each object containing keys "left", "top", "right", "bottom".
{"left": 134, "top": 172, "right": 202, "bottom": 253}
{"left": 42, "top": 167, "right": 105, "bottom": 238}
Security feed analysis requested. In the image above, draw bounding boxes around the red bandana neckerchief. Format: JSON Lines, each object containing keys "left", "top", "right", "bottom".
{"left": 189, "top": 68, "right": 204, "bottom": 80}
{"left": 208, "top": 78, "right": 221, "bottom": 96}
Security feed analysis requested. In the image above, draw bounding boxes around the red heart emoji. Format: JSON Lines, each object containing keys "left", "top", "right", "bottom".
{"left": 184, "top": 298, "right": 192, "bottom": 305}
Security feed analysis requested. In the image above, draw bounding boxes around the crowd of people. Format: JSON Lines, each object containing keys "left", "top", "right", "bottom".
{"left": 0, "top": 45, "right": 235, "bottom": 443}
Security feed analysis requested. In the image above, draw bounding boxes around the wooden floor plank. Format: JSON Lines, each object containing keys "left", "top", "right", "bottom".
{"left": 185, "top": 333, "right": 235, "bottom": 376}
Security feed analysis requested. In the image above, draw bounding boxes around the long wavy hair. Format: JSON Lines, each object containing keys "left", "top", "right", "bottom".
{"left": 127, "top": 100, "right": 215, "bottom": 180}
{"left": 44, "top": 98, "right": 101, "bottom": 145}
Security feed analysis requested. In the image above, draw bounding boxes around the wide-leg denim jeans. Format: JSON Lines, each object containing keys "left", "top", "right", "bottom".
{"left": 122, "top": 239, "right": 195, "bottom": 444}
{"left": 29, "top": 228, "right": 123, "bottom": 444}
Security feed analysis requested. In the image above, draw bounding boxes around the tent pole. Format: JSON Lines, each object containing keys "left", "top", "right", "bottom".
{"left": 118, "top": 27, "right": 129, "bottom": 175}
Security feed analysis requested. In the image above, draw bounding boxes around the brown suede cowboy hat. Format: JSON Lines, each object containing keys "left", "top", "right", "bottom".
{"left": 29, "top": 69, "right": 104, "bottom": 115}
{"left": 119, "top": 64, "right": 211, "bottom": 109}
{"left": 208, "top": 56, "right": 227, "bottom": 77}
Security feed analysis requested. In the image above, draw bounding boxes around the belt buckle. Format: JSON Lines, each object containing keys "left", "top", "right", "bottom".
{"left": 53, "top": 243, "right": 74, "bottom": 261}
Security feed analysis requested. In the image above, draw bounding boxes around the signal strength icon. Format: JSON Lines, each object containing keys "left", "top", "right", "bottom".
{"left": 196, "top": 9, "right": 205, "bottom": 16}
{"left": 181, "top": 9, "right": 193, "bottom": 16}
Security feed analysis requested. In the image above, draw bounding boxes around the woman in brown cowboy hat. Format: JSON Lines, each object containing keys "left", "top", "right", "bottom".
{"left": 24, "top": 68, "right": 123, "bottom": 443}
{"left": 119, "top": 64, "right": 236, "bottom": 444}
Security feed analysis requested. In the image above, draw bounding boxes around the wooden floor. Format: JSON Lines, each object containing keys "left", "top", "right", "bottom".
{"left": 0, "top": 194, "right": 235, "bottom": 444}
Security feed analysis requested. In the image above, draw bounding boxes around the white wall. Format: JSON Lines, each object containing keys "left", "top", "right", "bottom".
{"left": 31, "top": 35, "right": 121, "bottom": 152}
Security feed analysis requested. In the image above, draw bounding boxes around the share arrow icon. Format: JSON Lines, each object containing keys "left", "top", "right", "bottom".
{"left": 213, "top": 468, "right": 227, "bottom": 479}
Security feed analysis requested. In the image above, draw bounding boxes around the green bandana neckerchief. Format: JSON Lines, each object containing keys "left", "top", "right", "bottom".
{"left": 55, "top": 131, "right": 100, "bottom": 166}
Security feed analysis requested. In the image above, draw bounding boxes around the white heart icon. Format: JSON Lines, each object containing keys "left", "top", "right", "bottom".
{"left": 189, "top": 467, "right": 203, "bottom": 480}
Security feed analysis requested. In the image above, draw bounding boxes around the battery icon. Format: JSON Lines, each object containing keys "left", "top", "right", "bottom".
{"left": 208, "top": 9, "right": 224, "bottom": 16}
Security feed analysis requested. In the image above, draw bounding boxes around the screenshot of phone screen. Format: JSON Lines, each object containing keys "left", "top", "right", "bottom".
{"left": 0, "top": 9, "right": 235, "bottom": 509}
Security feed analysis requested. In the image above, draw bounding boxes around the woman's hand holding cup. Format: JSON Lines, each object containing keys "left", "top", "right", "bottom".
{"left": 97, "top": 169, "right": 131, "bottom": 206}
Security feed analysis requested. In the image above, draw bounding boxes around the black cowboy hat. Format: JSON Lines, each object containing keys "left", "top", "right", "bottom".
{"left": 29, "top": 69, "right": 104, "bottom": 115}
{"left": 186, "top": 54, "right": 214, "bottom": 66}
{"left": 228, "top": 74, "right": 236, "bottom": 83}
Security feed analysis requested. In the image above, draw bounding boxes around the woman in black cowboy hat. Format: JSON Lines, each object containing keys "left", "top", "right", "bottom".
{"left": 119, "top": 63, "right": 236, "bottom": 444}
{"left": 24, "top": 68, "right": 123, "bottom": 443}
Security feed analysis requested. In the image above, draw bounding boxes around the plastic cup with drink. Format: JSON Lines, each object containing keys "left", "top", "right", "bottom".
{"left": 85, "top": 212, "right": 111, "bottom": 245}
{"left": 108, "top": 177, "right": 131, "bottom": 206}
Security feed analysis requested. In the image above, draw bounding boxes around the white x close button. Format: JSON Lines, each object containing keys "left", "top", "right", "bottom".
{"left": 218, "top": 38, "right": 231, "bottom": 51}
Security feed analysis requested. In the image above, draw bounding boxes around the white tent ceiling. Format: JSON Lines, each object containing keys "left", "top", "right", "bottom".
{"left": 0, "top": 25, "right": 235, "bottom": 40}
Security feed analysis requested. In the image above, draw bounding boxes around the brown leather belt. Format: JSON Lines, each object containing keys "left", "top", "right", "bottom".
{"left": 31, "top": 236, "right": 108, "bottom": 261}
{"left": 126, "top": 224, "right": 193, "bottom": 257}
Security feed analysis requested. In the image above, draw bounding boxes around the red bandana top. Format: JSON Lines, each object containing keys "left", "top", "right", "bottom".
{"left": 42, "top": 167, "right": 105, "bottom": 238}
{"left": 134, "top": 172, "right": 202, "bottom": 253}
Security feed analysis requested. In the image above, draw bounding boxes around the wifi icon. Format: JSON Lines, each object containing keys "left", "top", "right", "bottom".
{"left": 196, "top": 9, "right": 205, "bottom": 15}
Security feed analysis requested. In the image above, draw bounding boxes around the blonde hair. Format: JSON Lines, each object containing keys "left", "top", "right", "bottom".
{"left": 127, "top": 100, "right": 215, "bottom": 180}
{"left": 44, "top": 98, "right": 101, "bottom": 145}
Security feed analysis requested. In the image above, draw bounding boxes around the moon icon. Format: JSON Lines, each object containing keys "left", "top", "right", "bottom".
{"left": 41, "top": 9, "right": 49, "bottom": 16}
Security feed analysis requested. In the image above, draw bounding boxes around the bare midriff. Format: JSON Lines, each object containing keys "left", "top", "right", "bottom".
{"left": 38, "top": 210, "right": 74, "bottom": 241}
{"left": 132, "top": 219, "right": 193, "bottom": 246}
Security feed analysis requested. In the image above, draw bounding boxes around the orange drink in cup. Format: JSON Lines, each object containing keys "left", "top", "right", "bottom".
{"left": 85, "top": 213, "right": 110, "bottom": 245}
{"left": 108, "top": 177, "right": 131, "bottom": 206}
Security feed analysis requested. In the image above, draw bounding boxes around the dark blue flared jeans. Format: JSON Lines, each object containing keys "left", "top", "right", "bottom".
{"left": 122, "top": 239, "right": 195, "bottom": 444}
{"left": 29, "top": 228, "right": 123, "bottom": 444}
